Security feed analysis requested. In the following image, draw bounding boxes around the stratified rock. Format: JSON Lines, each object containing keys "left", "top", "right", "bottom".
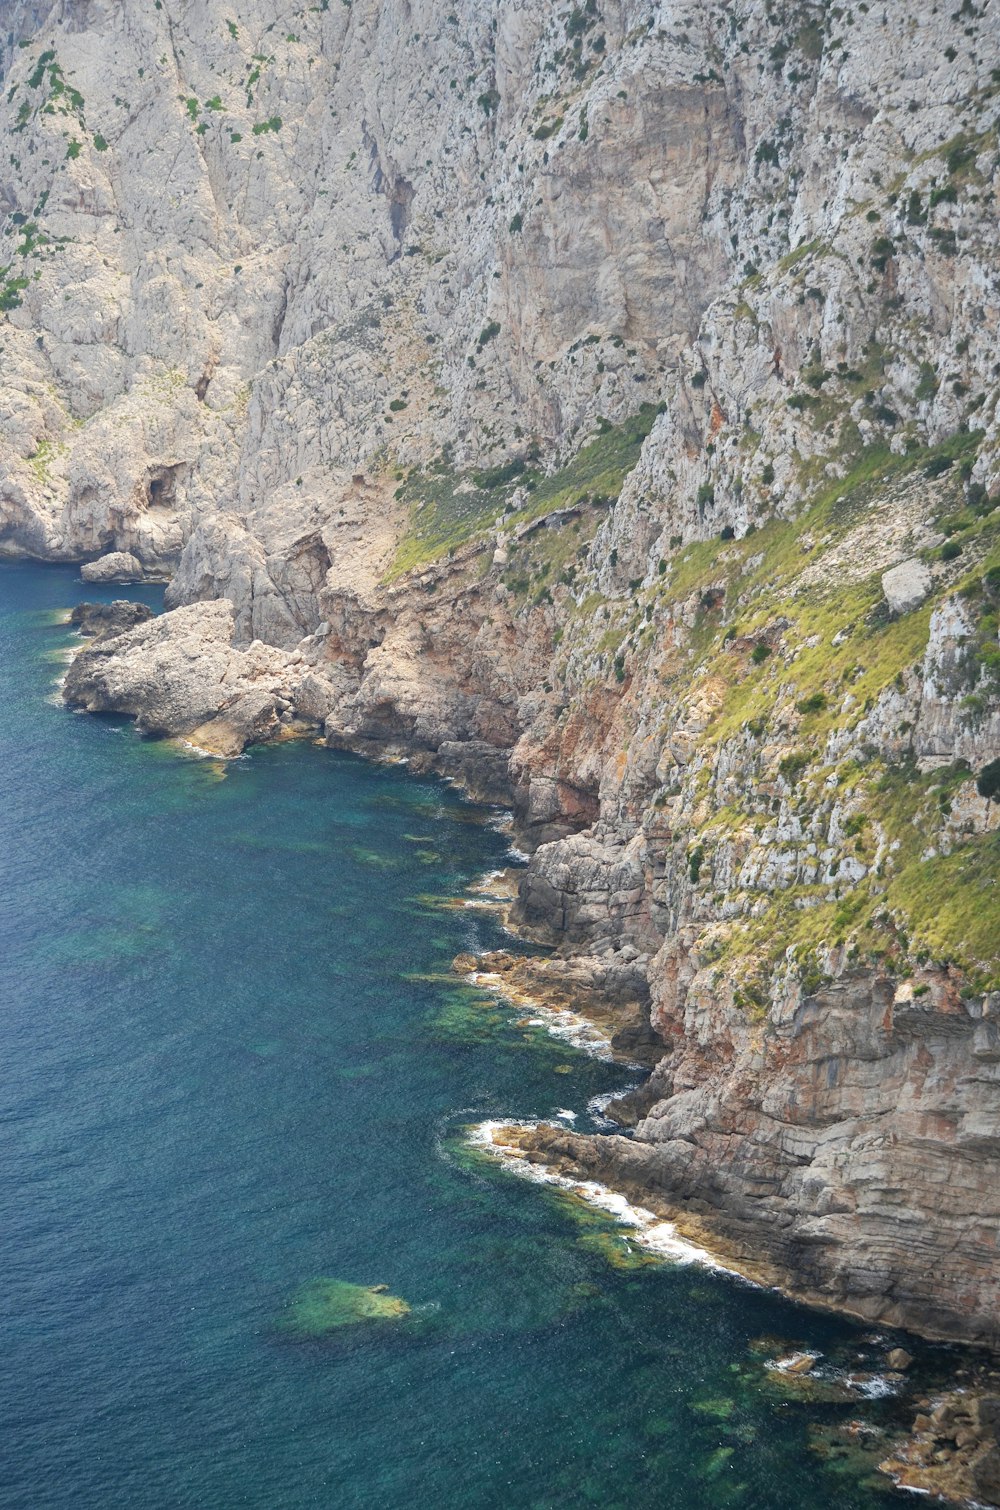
{"left": 882, "top": 558, "right": 932, "bottom": 616}
{"left": 69, "top": 601, "right": 154, "bottom": 639}
{"left": 62, "top": 599, "right": 295, "bottom": 753}
{"left": 80, "top": 552, "right": 144, "bottom": 584}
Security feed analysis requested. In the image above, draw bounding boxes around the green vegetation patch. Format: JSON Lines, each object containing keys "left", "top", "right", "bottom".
{"left": 645, "top": 430, "right": 999, "bottom": 992}
{"left": 705, "top": 749, "right": 999, "bottom": 995}
{"left": 890, "top": 833, "right": 1000, "bottom": 980}
{"left": 389, "top": 459, "right": 510, "bottom": 578}
{"left": 0, "top": 272, "right": 29, "bottom": 310}
{"left": 514, "top": 404, "right": 658, "bottom": 524}
{"left": 388, "top": 405, "right": 657, "bottom": 578}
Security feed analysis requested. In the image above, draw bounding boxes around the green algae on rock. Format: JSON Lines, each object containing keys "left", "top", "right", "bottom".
{"left": 278, "top": 1279, "right": 411, "bottom": 1339}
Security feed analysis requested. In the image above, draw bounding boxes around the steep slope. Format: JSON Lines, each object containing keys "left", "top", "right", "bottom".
{"left": 2, "top": 0, "right": 1000, "bottom": 1343}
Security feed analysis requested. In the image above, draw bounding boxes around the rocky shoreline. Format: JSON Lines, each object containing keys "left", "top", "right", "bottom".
{"left": 880, "top": 1385, "right": 1000, "bottom": 1506}
{"left": 55, "top": 551, "right": 1000, "bottom": 1359}
{"left": 470, "top": 1118, "right": 1000, "bottom": 1508}
{"left": 54, "top": 556, "right": 1000, "bottom": 1357}
{"left": 47, "top": 576, "right": 1000, "bottom": 1507}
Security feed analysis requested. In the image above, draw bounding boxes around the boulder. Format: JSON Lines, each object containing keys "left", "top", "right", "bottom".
{"left": 80, "top": 552, "right": 145, "bottom": 583}
{"left": 186, "top": 689, "right": 283, "bottom": 757}
{"left": 976, "top": 1397, "right": 1000, "bottom": 1436}
{"left": 882, "top": 558, "right": 932, "bottom": 615}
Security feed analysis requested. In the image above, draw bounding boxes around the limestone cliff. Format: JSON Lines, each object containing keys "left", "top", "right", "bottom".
{"left": 3, "top": 0, "right": 1000, "bottom": 1346}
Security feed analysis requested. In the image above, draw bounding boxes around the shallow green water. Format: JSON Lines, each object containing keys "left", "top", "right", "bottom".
{"left": 0, "top": 562, "right": 939, "bottom": 1508}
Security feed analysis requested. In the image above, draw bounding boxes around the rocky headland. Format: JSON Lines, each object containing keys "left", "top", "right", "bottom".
{"left": 3, "top": 0, "right": 1000, "bottom": 1431}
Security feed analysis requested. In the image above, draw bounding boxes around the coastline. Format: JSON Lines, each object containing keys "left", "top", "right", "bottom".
{"left": 468, "top": 1119, "right": 749, "bottom": 1278}
{"left": 24, "top": 558, "right": 1000, "bottom": 1508}
{"left": 49, "top": 573, "right": 1000, "bottom": 1359}
{"left": 46, "top": 568, "right": 1000, "bottom": 1355}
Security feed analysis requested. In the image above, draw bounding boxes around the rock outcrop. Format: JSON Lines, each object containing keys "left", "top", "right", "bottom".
{"left": 880, "top": 1387, "right": 1000, "bottom": 1506}
{"left": 882, "top": 558, "right": 933, "bottom": 617}
{"left": 79, "top": 552, "right": 146, "bottom": 584}
{"left": 69, "top": 599, "right": 153, "bottom": 639}
{"left": 500, "top": 967, "right": 1000, "bottom": 1348}
{"left": 62, "top": 599, "right": 301, "bottom": 752}
{"left": 4, "top": 0, "right": 1000, "bottom": 1350}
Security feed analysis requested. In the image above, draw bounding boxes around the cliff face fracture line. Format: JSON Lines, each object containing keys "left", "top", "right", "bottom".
{"left": 2, "top": 0, "right": 1000, "bottom": 1344}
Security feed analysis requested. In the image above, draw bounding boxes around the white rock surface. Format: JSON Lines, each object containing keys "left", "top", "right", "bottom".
{"left": 61, "top": 599, "right": 298, "bottom": 751}
{"left": 882, "top": 558, "right": 932, "bottom": 616}
{"left": 79, "top": 551, "right": 144, "bottom": 583}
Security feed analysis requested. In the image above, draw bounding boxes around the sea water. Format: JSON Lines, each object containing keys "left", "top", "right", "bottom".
{"left": 0, "top": 562, "right": 940, "bottom": 1508}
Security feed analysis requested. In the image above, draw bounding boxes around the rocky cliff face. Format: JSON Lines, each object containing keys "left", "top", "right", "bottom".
{"left": 4, "top": 0, "right": 1000, "bottom": 1346}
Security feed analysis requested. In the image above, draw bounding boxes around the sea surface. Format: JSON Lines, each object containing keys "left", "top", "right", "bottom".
{"left": 0, "top": 561, "right": 942, "bottom": 1508}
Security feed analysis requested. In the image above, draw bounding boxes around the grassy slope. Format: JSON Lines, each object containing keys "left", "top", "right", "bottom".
{"left": 387, "top": 405, "right": 658, "bottom": 578}
{"left": 632, "top": 433, "right": 1000, "bottom": 991}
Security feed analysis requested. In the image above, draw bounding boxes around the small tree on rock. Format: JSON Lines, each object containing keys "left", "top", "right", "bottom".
{"left": 976, "top": 758, "right": 1000, "bottom": 805}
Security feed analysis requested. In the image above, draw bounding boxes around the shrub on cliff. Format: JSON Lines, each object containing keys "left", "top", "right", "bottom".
{"left": 977, "top": 759, "right": 1000, "bottom": 805}
{"left": 779, "top": 750, "right": 810, "bottom": 784}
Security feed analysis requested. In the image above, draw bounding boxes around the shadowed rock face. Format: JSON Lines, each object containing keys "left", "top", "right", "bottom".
{"left": 11, "top": 0, "right": 1000, "bottom": 1344}
{"left": 69, "top": 600, "right": 153, "bottom": 639}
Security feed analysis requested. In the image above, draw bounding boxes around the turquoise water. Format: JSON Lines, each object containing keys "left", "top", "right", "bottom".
{"left": 0, "top": 562, "right": 936, "bottom": 1508}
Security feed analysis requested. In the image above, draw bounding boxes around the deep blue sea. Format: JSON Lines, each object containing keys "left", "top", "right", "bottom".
{"left": 0, "top": 561, "right": 945, "bottom": 1508}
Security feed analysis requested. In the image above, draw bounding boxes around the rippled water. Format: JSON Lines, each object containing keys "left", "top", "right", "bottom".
{"left": 0, "top": 562, "right": 936, "bottom": 1508}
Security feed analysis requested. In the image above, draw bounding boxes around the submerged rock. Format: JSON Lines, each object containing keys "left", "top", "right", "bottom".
{"left": 278, "top": 1278, "right": 411, "bottom": 1339}
{"left": 450, "top": 948, "right": 659, "bottom": 1067}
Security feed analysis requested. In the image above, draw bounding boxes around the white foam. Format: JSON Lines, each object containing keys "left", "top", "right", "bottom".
{"left": 555, "top": 1108, "right": 577, "bottom": 1122}
{"left": 175, "top": 738, "right": 241, "bottom": 761}
{"left": 849, "top": 1373, "right": 900, "bottom": 1400}
{"left": 469, "top": 1120, "right": 746, "bottom": 1276}
{"left": 469, "top": 971, "right": 618, "bottom": 1060}
{"left": 586, "top": 1087, "right": 640, "bottom": 1130}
